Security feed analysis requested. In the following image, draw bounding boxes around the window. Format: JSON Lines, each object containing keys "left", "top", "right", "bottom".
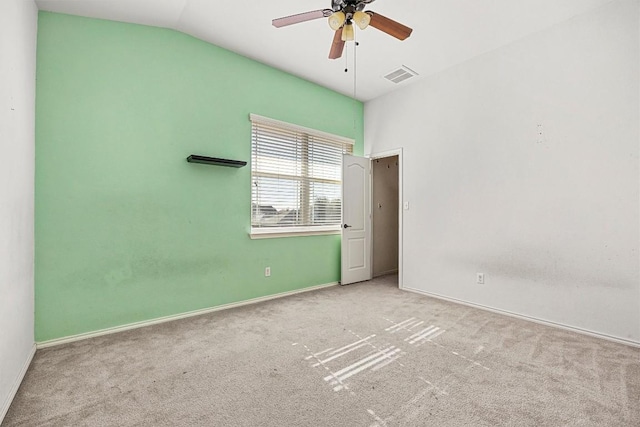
{"left": 250, "top": 114, "right": 354, "bottom": 238}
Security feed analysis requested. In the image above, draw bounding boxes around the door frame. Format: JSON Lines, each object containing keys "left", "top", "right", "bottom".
{"left": 369, "top": 148, "right": 404, "bottom": 289}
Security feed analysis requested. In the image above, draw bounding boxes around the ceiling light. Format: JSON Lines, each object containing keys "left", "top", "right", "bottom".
{"left": 353, "top": 11, "right": 371, "bottom": 30}
{"left": 328, "top": 11, "right": 346, "bottom": 31}
{"left": 341, "top": 22, "right": 354, "bottom": 41}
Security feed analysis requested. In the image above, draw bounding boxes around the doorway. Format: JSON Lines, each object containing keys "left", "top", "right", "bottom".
{"left": 371, "top": 153, "right": 400, "bottom": 286}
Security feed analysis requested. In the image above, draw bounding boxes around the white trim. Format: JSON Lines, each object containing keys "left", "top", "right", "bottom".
{"left": 36, "top": 282, "right": 339, "bottom": 349}
{"left": 249, "top": 113, "right": 354, "bottom": 146}
{"left": 250, "top": 226, "right": 340, "bottom": 239}
{"left": 402, "top": 286, "right": 640, "bottom": 348}
{"left": 368, "top": 148, "right": 403, "bottom": 290}
{"left": 1, "top": 344, "right": 36, "bottom": 424}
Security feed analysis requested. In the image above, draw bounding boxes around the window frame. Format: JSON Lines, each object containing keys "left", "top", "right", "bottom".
{"left": 249, "top": 114, "right": 354, "bottom": 239}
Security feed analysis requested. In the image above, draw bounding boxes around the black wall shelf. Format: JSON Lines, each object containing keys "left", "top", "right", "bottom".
{"left": 186, "top": 155, "right": 247, "bottom": 168}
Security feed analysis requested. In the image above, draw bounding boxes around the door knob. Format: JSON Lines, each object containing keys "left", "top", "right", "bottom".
{"left": 343, "top": 224, "right": 352, "bottom": 229}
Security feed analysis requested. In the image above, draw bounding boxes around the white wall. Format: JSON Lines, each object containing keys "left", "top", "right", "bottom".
{"left": 0, "top": 0, "right": 38, "bottom": 420}
{"left": 365, "top": 0, "right": 640, "bottom": 343}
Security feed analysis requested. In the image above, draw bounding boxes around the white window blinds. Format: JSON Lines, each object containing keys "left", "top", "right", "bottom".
{"left": 250, "top": 114, "right": 354, "bottom": 231}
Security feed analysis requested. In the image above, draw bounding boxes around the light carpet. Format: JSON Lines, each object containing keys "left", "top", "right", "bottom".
{"left": 4, "top": 275, "right": 639, "bottom": 426}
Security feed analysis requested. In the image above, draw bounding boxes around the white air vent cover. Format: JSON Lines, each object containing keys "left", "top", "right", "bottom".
{"left": 383, "top": 65, "right": 418, "bottom": 84}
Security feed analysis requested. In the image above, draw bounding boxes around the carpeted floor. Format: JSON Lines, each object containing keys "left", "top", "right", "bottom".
{"left": 4, "top": 275, "right": 640, "bottom": 426}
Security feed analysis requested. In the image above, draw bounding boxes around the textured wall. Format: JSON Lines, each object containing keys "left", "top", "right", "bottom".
{"left": 365, "top": 0, "right": 639, "bottom": 342}
{"left": 0, "top": 0, "right": 37, "bottom": 420}
{"left": 35, "top": 12, "right": 363, "bottom": 342}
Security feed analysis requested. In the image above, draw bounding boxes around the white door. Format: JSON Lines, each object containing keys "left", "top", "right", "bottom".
{"left": 341, "top": 154, "right": 371, "bottom": 285}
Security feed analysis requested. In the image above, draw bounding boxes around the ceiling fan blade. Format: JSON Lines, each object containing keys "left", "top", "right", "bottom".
{"left": 329, "top": 28, "right": 345, "bottom": 59}
{"left": 272, "top": 9, "right": 333, "bottom": 28}
{"left": 366, "top": 11, "right": 413, "bottom": 40}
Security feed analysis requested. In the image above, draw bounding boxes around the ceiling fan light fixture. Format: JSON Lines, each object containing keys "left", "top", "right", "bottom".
{"left": 328, "top": 11, "right": 346, "bottom": 30}
{"left": 341, "top": 22, "right": 354, "bottom": 41}
{"left": 353, "top": 11, "right": 371, "bottom": 30}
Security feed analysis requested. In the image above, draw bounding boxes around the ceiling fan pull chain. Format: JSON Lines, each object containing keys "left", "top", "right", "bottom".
{"left": 353, "top": 33, "right": 358, "bottom": 131}
{"left": 353, "top": 35, "right": 357, "bottom": 100}
{"left": 344, "top": 39, "right": 349, "bottom": 73}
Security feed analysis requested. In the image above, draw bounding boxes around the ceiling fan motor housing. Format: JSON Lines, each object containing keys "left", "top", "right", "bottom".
{"left": 332, "top": 0, "right": 372, "bottom": 14}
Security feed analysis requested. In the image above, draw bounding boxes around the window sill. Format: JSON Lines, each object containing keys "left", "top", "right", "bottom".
{"left": 250, "top": 226, "right": 341, "bottom": 240}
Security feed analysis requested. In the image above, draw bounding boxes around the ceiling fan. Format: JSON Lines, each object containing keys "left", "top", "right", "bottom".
{"left": 272, "top": 0, "right": 413, "bottom": 60}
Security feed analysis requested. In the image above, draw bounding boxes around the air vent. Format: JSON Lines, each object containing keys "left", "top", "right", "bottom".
{"left": 383, "top": 65, "right": 418, "bottom": 84}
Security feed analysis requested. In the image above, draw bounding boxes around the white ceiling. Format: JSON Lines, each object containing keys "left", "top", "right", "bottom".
{"left": 35, "top": 0, "right": 614, "bottom": 101}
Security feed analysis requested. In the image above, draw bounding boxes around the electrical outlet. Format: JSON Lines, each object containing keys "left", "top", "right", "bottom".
{"left": 477, "top": 273, "right": 484, "bottom": 284}
{"left": 265, "top": 267, "right": 271, "bottom": 277}
{"left": 537, "top": 124, "right": 544, "bottom": 143}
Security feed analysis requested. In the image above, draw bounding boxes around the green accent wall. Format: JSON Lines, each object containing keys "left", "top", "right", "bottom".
{"left": 35, "top": 12, "right": 364, "bottom": 342}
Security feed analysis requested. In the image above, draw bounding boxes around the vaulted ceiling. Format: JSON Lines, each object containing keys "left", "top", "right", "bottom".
{"left": 35, "top": 0, "right": 614, "bottom": 101}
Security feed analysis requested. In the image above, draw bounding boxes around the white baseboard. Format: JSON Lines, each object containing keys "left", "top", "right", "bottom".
{"left": 1, "top": 343, "right": 36, "bottom": 424}
{"left": 403, "top": 286, "right": 640, "bottom": 348}
{"left": 37, "top": 282, "right": 339, "bottom": 349}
